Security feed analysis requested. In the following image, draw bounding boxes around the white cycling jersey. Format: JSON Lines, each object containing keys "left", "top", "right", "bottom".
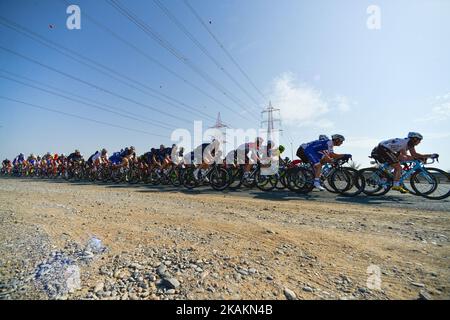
{"left": 379, "top": 138, "right": 411, "bottom": 153}
{"left": 92, "top": 152, "right": 108, "bottom": 163}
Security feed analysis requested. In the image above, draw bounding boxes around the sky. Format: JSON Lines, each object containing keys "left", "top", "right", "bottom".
{"left": 0, "top": 0, "right": 449, "bottom": 169}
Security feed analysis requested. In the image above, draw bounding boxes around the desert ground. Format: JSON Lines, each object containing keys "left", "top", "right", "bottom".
{"left": 0, "top": 177, "right": 448, "bottom": 300}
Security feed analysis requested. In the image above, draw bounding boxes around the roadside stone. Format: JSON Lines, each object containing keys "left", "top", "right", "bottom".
{"left": 418, "top": 290, "right": 432, "bottom": 300}
{"left": 411, "top": 282, "right": 425, "bottom": 288}
{"left": 93, "top": 282, "right": 104, "bottom": 293}
{"left": 162, "top": 278, "right": 180, "bottom": 289}
{"left": 283, "top": 288, "right": 297, "bottom": 300}
{"left": 303, "top": 286, "right": 313, "bottom": 293}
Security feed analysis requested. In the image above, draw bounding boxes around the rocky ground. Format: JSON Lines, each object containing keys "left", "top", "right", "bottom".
{"left": 0, "top": 178, "right": 449, "bottom": 300}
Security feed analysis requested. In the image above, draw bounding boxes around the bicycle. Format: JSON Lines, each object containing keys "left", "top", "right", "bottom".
{"left": 359, "top": 156, "right": 449, "bottom": 200}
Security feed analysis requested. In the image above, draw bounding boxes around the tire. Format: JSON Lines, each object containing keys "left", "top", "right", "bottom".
{"left": 209, "top": 167, "right": 231, "bottom": 191}
{"left": 275, "top": 171, "right": 287, "bottom": 190}
{"left": 227, "top": 167, "right": 244, "bottom": 190}
{"left": 287, "top": 167, "right": 314, "bottom": 194}
{"left": 360, "top": 167, "right": 391, "bottom": 196}
{"left": 256, "top": 170, "right": 278, "bottom": 192}
{"left": 331, "top": 167, "right": 365, "bottom": 197}
{"left": 169, "top": 167, "right": 182, "bottom": 187}
{"left": 182, "top": 167, "right": 199, "bottom": 189}
{"left": 411, "top": 168, "right": 450, "bottom": 200}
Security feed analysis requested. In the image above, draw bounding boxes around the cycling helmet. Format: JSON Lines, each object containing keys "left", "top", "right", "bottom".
{"left": 75, "top": 149, "right": 80, "bottom": 153}
{"left": 60, "top": 153, "right": 65, "bottom": 157}
{"left": 331, "top": 134, "right": 345, "bottom": 142}
{"left": 101, "top": 148, "right": 107, "bottom": 154}
{"left": 279, "top": 145, "right": 285, "bottom": 153}
{"left": 407, "top": 132, "right": 423, "bottom": 140}
{"left": 319, "top": 135, "right": 329, "bottom": 140}
{"left": 130, "top": 146, "right": 136, "bottom": 151}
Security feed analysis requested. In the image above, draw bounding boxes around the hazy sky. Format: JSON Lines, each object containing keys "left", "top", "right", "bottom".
{"left": 1, "top": 0, "right": 449, "bottom": 169}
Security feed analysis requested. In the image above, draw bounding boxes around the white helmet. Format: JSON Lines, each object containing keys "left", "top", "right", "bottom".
{"left": 408, "top": 132, "right": 423, "bottom": 140}
{"left": 331, "top": 134, "right": 345, "bottom": 142}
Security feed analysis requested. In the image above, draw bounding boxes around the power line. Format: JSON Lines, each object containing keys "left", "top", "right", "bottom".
{"left": 183, "top": 0, "right": 267, "bottom": 102}
{"left": 0, "top": 45, "right": 191, "bottom": 125}
{"left": 0, "top": 69, "right": 172, "bottom": 130}
{"left": 0, "top": 96, "right": 169, "bottom": 139}
{"left": 58, "top": 0, "right": 251, "bottom": 124}
{"left": 106, "top": 0, "right": 256, "bottom": 120}
{"left": 0, "top": 16, "right": 215, "bottom": 122}
{"left": 0, "top": 72, "right": 174, "bottom": 131}
{"left": 152, "top": 0, "right": 261, "bottom": 110}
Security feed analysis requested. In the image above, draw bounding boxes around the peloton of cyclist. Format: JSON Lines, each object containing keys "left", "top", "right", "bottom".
{"left": 299, "top": 134, "right": 350, "bottom": 191}
{"left": 370, "top": 132, "right": 437, "bottom": 193}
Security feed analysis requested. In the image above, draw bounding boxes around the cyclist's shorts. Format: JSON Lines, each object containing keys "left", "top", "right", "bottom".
{"left": 296, "top": 147, "right": 309, "bottom": 164}
{"left": 303, "top": 146, "right": 324, "bottom": 165}
{"left": 372, "top": 145, "right": 399, "bottom": 165}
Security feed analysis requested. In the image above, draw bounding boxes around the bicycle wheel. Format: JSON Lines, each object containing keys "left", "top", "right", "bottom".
{"left": 360, "top": 167, "right": 391, "bottom": 196}
{"left": 322, "top": 170, "right": 339, "bottom": 193}
{"left": 227, "top": 167, "right": 243, "bottom": 190}
{"left": 256, "top": 171, "right": 278, "bottom": 192}
{"left": 182, "top": 167, "right": 199, "bottom": 189}
{"left": 288, "top": 167, "right": 314, "bottom": 194}
{"left": 411, "top": 168, "right": 450, "bottom": 200}
{"left": 209, "top": 167, "right": 231, "bottom": 191}
{"left": 275, "top": 171, "right": 287, "bottom": 190}
{"left": 332, "top": 167, "right": 365, "bottom": 197}
{"left": 169, "top": 167, "right": 182, "bottom": 187}
{"left": 286, "top": 167, "right": 301, "bottom": 192}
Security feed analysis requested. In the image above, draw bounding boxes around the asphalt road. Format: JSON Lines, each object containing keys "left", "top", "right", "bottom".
{"left": 4, "top": 177, "right": 448, "bottom": 212}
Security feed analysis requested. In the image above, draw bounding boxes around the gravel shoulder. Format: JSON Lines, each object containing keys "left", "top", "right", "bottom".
{"left": 0, "top": 178, "right": 449, "bottom": 300}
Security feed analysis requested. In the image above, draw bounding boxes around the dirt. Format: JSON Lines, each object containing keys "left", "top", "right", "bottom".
{"left": 0, "top": 178, "right": 448, "bottom": 300}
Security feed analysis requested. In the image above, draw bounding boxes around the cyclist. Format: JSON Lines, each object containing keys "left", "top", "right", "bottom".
{"left": 226, "top": 137, "right": 263, "bottom": 174}
{"left": 27, "top": 154, "right": 38, "bottom": 173}
{"left": 185, "top": 139, "right": 221, "bottom": 179}
{"left": 12, "top": 153, "right": 25, "bottom": 167}
{"left": 66, "top": 150, "right": 84, "bottom": 174}
{"left": 301, "top": 134, "right": 350, "bottom": 191}
{"left": 121, "top": 146, "right": 136, "bottom": 168}
{"left": 2, "top": 158, "right": 12, "bottom": 174}
{"left": 370, "top": 132, "right": 437, "bottom": 193}
{"left": 67, "top": 149, "right": 83, "bottom": 163}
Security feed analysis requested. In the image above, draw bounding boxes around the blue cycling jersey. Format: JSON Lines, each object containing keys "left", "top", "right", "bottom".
{"left": 305, "top": 139, "right": 333, "bottom": 153}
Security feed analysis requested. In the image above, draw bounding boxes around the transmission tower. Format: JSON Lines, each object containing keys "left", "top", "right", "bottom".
{"left": 261, "top": 101, "right": 282, "bottom": 144}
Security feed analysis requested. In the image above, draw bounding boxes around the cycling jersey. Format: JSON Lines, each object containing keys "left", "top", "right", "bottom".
{"left": 303, "top": 139, "right": 333, "bottom": 165}
{"left": 13, "top": 155, "right": 25, "bottom": 165}
{"left": 87, "top": 151, "right": 99, "bottom": 164}
{"left": 379, "top": 138, "right": 414, "bottom": 153}
{"left": 109, "top": 152, "right": 123, "bottom": 165}
{"left": 67, "top": 153, "right": 83, "bottom": 162}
